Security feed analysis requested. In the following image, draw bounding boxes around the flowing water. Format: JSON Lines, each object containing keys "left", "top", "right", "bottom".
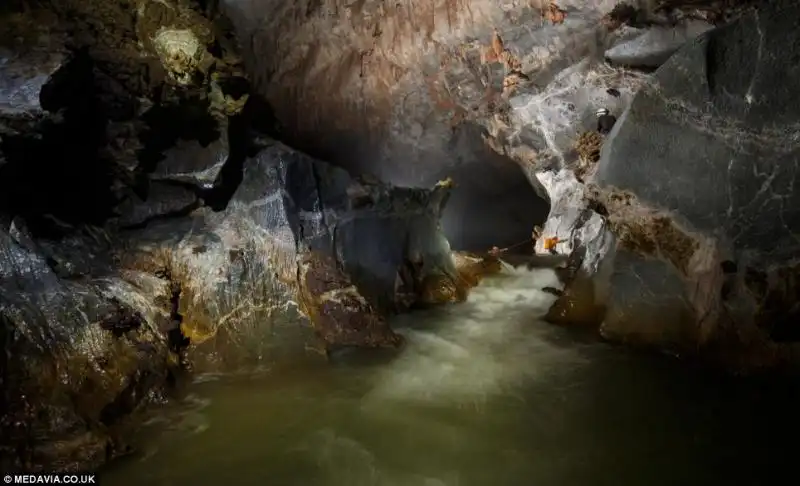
{"left": 103, "top": 265, "right": 800, "bottom": 486}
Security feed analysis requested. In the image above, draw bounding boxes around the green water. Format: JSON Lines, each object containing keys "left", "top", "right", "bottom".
{"left": 103, "top": 267, "right": 799, "bottom": 486}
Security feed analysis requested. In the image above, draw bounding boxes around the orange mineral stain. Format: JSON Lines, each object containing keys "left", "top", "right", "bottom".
{"left": 543, "top": 237, "right": 559, "bottom": 251}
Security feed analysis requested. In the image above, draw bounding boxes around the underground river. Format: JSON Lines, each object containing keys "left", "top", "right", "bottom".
{"left": 102, "top": 265, "right": 800, "bottom": 486}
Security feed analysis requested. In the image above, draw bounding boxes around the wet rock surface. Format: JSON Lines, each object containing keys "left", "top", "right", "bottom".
{"left": 587, "top": 0, "right": 800, "bottom": 366}
{"left": 0, "top": 0, "right": 459, "bottom": 472}
{"left": 214, "top": 0, "right": 797, "bottom": 373}
{"left": 0, "top": 226, "right": 174, "bottom": 471}
{"left": 604, "top": 20, "right": 713, "bottom": 68}
{"left": 298, "top": 252, "right": 402, "bottom": 352}
{"left": 120, "top": 140, "right": 456, "bottom": 361}
{"left": 0, "top": 0, "right": 794, "bottom": 473}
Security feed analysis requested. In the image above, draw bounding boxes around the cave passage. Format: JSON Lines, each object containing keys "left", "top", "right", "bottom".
{"left": 284, "top": 122, "right": 550, "bottom": 254}
{"left": 434, "top": 125, "right": 549, "bottom": 254}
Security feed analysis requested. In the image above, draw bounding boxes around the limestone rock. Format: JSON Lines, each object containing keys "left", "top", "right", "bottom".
{"left": 151, "top": 135, "right": 229, "bottom": 188}
{"left": 221, "top": 0, "right": 584, "bottom": 251}
{"left": 0, "top": 48, "right": 66, "bottom": 133}
{"left": 121, "top": 141, "right": 457, "bottom": 358}
{"left": 115, "top": 181, "right": 199, "bottom": 228}
{"left": 0, "top": 137, "right": 456, "bottom": 468}
{"left": 0, "top": 229, "right": 173, "bottom": 472}
{"left": 298, "top": 252, "right": 402, "bottom": 351}
{"left": 453, "top": 251, "right": 503, "bottom": 288}
{"left": 136, "top": 1, "right": 216, "bottom": 86}
{"left": 604, "top": 20, "right": 714, "bottom": 69}
{"left": 587, "top": 0, "right": 800, "bottom": 367}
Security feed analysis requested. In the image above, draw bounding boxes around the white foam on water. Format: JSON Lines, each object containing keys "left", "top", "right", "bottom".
{"left": 106, "top": 265, "right": 592, "bottom": 486}
{"left": 363, "top": 265, "right": 586, "bottom": 406}
{"left": 294, "top": 266, "right": 588, "bottom": 486}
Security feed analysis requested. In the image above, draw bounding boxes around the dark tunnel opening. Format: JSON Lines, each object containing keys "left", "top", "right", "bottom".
{"left": 211, "top": 0, "right": 553, "bottom": 255}
{"left": 275, "top": 121, "right": 551, "bottom": 254}
{"left": 433, "top": 124, "right": 551, "bottom": 253}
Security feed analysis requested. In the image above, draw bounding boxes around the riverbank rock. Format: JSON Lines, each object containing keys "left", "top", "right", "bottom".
{"left": 217, "top": 0, "right": 780, "bottom": 369}
{"left": 552, "top": 0, "right": 800, "bottom": 370}
{"left": 120, "top": 140, "right": 457, "bottom": 364}
{"left": 298, "top": 252, "right": 402, "bottom": 351}
{"left": 0, "top": 227, "right": 176, "bottom": 472}
{"left": 0, "top": 0, "right": 460, "bottom": 472}
{"left": 0, "top": 135, "right": 457, "bottom": 470}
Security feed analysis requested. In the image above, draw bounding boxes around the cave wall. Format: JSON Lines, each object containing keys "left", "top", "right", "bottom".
{"left": 0, "top": 0, "right": 475, "bottom": 471}
{"left": 220, "top": 0, "right": 558, "bottom": 251}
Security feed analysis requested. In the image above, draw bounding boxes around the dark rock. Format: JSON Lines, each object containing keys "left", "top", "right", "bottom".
{"left": 604, "top": 21, "right": 713, "bottom": 69}
{"left": 0, "top": 49, "right": 121, "bottom": 233}
{"left": 150, "top": 135, "right": 229, "bottom": 188}
{"left": 136, "top": 95, "right": 224, "bottom": 183}
{"left": 98, "top": 304, "right": 144, "bottom": 337}
{"left": 120, "top": 141, "right": 457, "bottom": 362}
{"left": 298, "top": 252, "right": 402, "bottom": 351}
{"left": 596, "top": 2, "right": 800, "bottom": 259}
{"left": 34, "top": 230, "right": 118, "bottom": 280}
{"left": 587, "top": 0, "right": 800, "bottom": 367}
{"left": 598, "top": 250, "right": 696, "bottom": 348}
{"left": 0, "top": 47, "right": 67, "bottom": 136}
{"left": 0, "top": 0, "right": 316, "bottom": 474}
{"left": 115, "top": 181, "right": 199, "bottom": 228}
{"left": 0, "top": 229, "right": 173, "bottom": 472}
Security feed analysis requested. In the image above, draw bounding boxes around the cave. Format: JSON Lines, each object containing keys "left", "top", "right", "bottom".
{"left": 284, "top": 119, "right": 550, "bottom": 253}
{"left": 4, "top": 0, "right": 800, "bottom": 481}
{"left": 218, "top": 4, "right": 552, "bottom": 252}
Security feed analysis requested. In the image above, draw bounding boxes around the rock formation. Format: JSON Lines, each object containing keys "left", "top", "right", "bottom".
{"left": 0, "top": 0, "right": 459, "bottom": 472}
{"left": 221, "top": 0, "right": 555, "bottom": 251}
{"left": 0, "top": 0, "right": 793, "bottom": 473}
{"left": 588, "top": 0, "right": 800, "bottom": 368}
{"left": 218, "top": 0, "right": 798, "bottom": 373}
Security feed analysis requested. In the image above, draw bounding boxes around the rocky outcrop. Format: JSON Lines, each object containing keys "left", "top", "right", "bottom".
{"left": 216, "top": 0, "right": 795, "bottom": 371}
{"left": 0, "top": 0, "right": 461, "bottom": 472}
{"left": 1, "top": 135, "right": 457, "bottom": 471}
{"left": 220, "top": 0, "right": 557, "bottom": 252}
{"left": 0, "top": 224, "right": 175, "bottom": 471}
{"left": 121, "top": 141, "right": 457, "bottom": 360}
{"left": 507, "top": 0, "right": 800, "bottom": 372}
{"left": 586, "top": 0, "right": 800, "bottom": 368}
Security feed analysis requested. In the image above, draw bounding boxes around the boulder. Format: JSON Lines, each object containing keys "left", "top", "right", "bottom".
{"left": 576, "top": 0, "right": 800, "bottom": 368}
{"left": 120, "top": 140, "right": 458, "bottom": 362}
{"left": 298, "top": 252, "right": 401, "bottom": 351}
{"left": 150, "top": 135, "right": 229, "bottom": 188}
